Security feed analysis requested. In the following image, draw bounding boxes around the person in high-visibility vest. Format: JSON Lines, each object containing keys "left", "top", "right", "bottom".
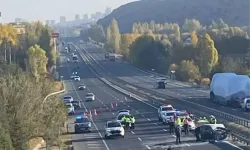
{"left": 121, "top": 116, "right": 126, "bottom": 126}
{"left": 176, "top": 116, "right": 181, "bottom": 126}
{"left": 183, "top": 117, "right": 189, "bottom": 135}
{"left": 130, "top": 116, "right": 135, "bottom": 129}
{"left": 125, "top": 116, "right": 131, "bottom": 129}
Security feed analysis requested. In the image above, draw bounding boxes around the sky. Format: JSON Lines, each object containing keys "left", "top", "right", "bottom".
{"left": 0, "top": 0, "right": 136, "bottom": 23}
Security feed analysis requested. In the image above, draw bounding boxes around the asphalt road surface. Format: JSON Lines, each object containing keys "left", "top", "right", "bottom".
{"left": 77, "top": 43, "right": 250, "bottom": 121}
{"left": 57, "top": 44, "right": 250, "bottom": 150}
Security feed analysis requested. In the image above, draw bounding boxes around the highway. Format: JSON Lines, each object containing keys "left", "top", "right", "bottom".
{"left": 78, "top": 43, "right": 250, "bottom": 121}
{"left": 58, "top": 43, "right": 249, "bottom": 150}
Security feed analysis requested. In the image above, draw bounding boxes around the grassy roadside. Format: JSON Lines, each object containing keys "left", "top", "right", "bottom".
{"left": 39, "top": 125, "right": 73, "bottom": 150}
{"left": 28, "top": 81, "right": 70, "bottom": 150}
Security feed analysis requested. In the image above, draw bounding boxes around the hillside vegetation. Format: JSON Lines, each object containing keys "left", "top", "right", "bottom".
{"left": 98, "top": 0, "right": 250, "bottom": 33}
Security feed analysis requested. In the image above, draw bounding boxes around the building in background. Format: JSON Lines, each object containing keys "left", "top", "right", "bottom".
{"left": 95, "top": 12, "right": 102, "bottom": 19}
{"left": 75, "top": 14, "right": 80, "bottom": 20}
{"left": 83, "top": 14, "right": 88, "bottom": 20}
{"left": 91, "top": 14, "right": 96, "bottom": 20}
{"left": 45, "top": 20, "right": 50, "bottom": 25}
{"left": 51, "top": 20, "right": 56, "bottom": 25}
{"left": 15, "top": 18, "right": 23, "bottom": 23}
{"left": 60, "top": 16, "right": 66, "bottom": 22}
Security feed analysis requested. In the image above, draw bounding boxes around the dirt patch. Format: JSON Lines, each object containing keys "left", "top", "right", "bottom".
{"left": 54, "top": 81, "right": 64, "bottom": 92}
{"left": 39, "top": 125, "right": 73, "bottom": 150}
{"left": 28, "top": 137, "right": 44, "bottom": 150}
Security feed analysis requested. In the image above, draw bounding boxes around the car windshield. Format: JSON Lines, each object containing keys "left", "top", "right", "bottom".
{"left": 107, "top": 122, "right": 121, "bottom": 128}
{"left": 119, "top": 110, "right": 128, "bottom": 113}
{"left": 65, "top": 104, "right": 71, "bottom": 108}
{"left": 75, "top": 118, "right": 89, "bottom": 123}
{"left": 72, "top": 101, "right": 79, "bottom": 104}
{"left": 166, "top": 112, "right": 175, "bottom": 116}
{"left": 64, "top": 96, "right": 72, "bottom": 99}
{"left": 117, "top": 114, "right": 129, "bottom": 120}
{"left": 162, "top": 107, "right": 173, "bottom": 111}
{"left": 177, "top": 113, "right": 188, "bottom": 117}
{"left": 87, "top": 93, "right": 93, "bottom": 96}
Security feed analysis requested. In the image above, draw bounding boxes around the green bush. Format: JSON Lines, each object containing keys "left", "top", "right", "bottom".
{"left": 200, "top": 78, "right": 210, "bottom": 86}
{"left": 177, "top": 60, "right": 201, "bottom": 82}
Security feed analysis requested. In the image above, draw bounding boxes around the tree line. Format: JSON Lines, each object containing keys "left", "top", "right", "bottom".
{"left": 83, "top": 18, "right": 250, "bottom": 84}
{"left": 0, "top": 22, "right": 67, "bottom": 149}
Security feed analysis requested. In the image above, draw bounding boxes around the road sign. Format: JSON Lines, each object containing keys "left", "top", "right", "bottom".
{"left": 52, "top": 32, "right": 59, "bottom": 38}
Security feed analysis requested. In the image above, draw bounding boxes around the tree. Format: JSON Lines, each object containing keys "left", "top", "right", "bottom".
{"left": 173, "top": 24, "right": 180, "bottom": 42}
{"left": 129, "top": 35, "right": 169, "bottom": 72}
{"left": 27, "top": 44, "right": 48, "bottom": 78}
{"left": 80, "top": 24, "right": 105, "bottom": 43}
{"left": 190, "top": 31, "right": 198, "bottom": 47}
{"left": 120, "top": 34, "right": 141, "bottom": 57}
{"left": 197, "top": 34, "right": 219, "bottom": 76}
{"left": 182, "top": 19, "right": 202, "bottom": 32}
{"left": 177, "top": 60, "right": 201, "bottom": 82}
{"left": 106, "top": 19, "right": 121, "bottom": 53}
{"left": 0, "top": 71, "right": 67, "bottom": 150}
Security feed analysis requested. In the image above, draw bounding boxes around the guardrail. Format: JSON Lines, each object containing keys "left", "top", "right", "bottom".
{"left": 77, "top": 43, "right": 250, "bottom": 129}
{"left": 73, "top": 43, "right": 250, "bottom": 145}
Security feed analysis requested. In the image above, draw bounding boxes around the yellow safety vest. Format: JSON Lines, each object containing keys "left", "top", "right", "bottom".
{"left": 176, "top": 118, "right": 181, "bottom": 125}
{"left": 131, "top": 117, "right": 135, "bottom": 123}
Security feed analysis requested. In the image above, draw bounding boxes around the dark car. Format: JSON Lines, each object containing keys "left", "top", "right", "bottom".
{"left": 197, "top": 124, "right": 229, "bottom": 143}
{"left": 72, "top": 100, "right": 81, "bottom": 108}
{"left": 74, "top": 116, "right": 92, "bottom": 133}
{"left": 78, "top": 85, "right": 86, "bottom": 90}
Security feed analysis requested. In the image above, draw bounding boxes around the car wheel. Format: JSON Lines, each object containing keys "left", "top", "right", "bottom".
{"left": 122, "top": 136, "right": 125, "bottom": 138}
{"left": 105, "top": 135, "right": 108, "bottom": 139}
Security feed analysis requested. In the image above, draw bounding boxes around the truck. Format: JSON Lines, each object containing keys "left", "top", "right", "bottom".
{"left": 210, "top": 73, "right": 250, "bottom": 107}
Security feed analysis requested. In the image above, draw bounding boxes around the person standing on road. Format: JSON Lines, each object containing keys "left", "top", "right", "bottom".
{"left": 169, "top": 117, "right": 175, "bottom": 134}
{"left": 125, "top": 116, "right": 131, "bottom": 130}
{"left": 183, "top": 117, "right": 189, "bottom": 135}
{"left": 175, "top": 125, "right": 182, "bottom": 144}
{"left": 130, "top": 116, "right": 135, "bottom": 129}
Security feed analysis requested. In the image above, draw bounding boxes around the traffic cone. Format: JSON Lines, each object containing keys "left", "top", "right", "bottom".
{"left": 94, "top": 109, "right": 97, "bottom": 115}
{"left": 89, "top": 111, "right": 92, "bottom": 118}
{"left": 125, "top": 97, "right": 127, "bottom": 101}
{"left": 111, "top": 103, "right": 113, "bottom": 108}
{"left": 115, "top": 102, "right": 118, "bottom": 107}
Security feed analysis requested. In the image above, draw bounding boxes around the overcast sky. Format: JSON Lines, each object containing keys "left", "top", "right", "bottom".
{"left": 0, "top": 0, "right": 136, "bottom": 22}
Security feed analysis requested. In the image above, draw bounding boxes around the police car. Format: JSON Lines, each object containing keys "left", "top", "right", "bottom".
{"left": 116, "top": 112, "right": 130, "bottom": 126}
{"left": 162, "top": 110, "right": 176, "bottom": 124}
{"left": 74, "top": 115, "right": 92, "bottom": 133}
{"left": 176, "top": 110, "right": 195, "bottom": 131}
{"left": 104, "top": 121, "right": 125, "bottom": 139}
{"left": 158, "top": 105, "right": 175, "bottom": 121}
{"left": 117, "top": 109, "right": 130, "bottom": 115}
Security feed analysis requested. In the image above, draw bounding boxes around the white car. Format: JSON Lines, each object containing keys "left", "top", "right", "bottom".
{"left": 66, "top": 103, "right": 75, "bottom": 115}
{"left": 116, "top": 112, "right": 130, "bottom": 125}
{"left": 176, "top": 111, "right": 196, "bottom": 131}
{"left": 64, "top": 96, "right": 73, "bottom": 103}
{"left": 162, "top": 110, "right": 176, "bottom": 124}
{"left": 117, "top": 109, "right": 130, "bottom": 115}
{"left": 74, "top": 76, "right": 80, "bottom": 81}
{"left": 86, "top": 93, "right": 95, "bottom": 101}
{"left": 240, "top": 98, "right": 250, "bottom": 111}
{"left": 104, "top": 121, "right": 125, "bottom": 139}
{"left": 71, "top": 75, "right": 77, "bottom": 79}
{"left": 158, "top": 105, "right": 175, "bottom": 121}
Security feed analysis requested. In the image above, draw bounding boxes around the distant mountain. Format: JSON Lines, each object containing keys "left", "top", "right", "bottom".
{"left": 97, "top": 0, "right": 250, "bottom": 33}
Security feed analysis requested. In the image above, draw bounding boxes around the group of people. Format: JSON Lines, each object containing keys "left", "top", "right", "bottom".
{"left": 121, "top": 115, "right": 136, "bottom": 129}
{"left": 168, "top": 114, "right": 217, "bottom": 144}
{"left": 199, "top": 115, "right": 217, "bottom": 124}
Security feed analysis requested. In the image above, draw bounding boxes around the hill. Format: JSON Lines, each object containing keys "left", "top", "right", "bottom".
{"left": 97, "top": 0, "right": 250, "bottom": 33}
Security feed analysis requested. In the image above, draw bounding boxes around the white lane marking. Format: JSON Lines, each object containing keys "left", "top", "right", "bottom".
{"left": 136, "top": 110, "right": 140, "bottom": 114}
{"left": 232, "top": 109, "right": 237, "bottom": 111}
{"left": 163, "top": 129, "right": 167, "bottom": 131}
{"left": 104, "top": 104, "right": 106, "bottom": 106}
{"left": 184, "top": 143, "right": 190, "bottom": 146}
{"left": 154, "top": 123, "right": 158, "bottom": 126}
{"left": 138, "top": 137, "right": 142, "bottom": 141}
{"left": 141, "top": 115, "right": 145, "bottom": 117}
{"left": 147, "top": 118, "right": 151, "bottom": 121}
{"left": 65, "top": 64, "right": 110, "bottom": 150}
{"left": 131, "top": 131, "right": 135, "bottom": 134}
{"left": 127, "top": 105, "right": 130, "bottom": 107}
{"left": 145, "top": 145, "right": 151, "bottom": 149}
{"left": 112, "top": 113, "right": 114, "bottom": 115}
{"left": 172, "top": 135, "right": 176, "bottom": 138}
{"left": 223, "top": 141, "right": 244, "bottom": 150}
